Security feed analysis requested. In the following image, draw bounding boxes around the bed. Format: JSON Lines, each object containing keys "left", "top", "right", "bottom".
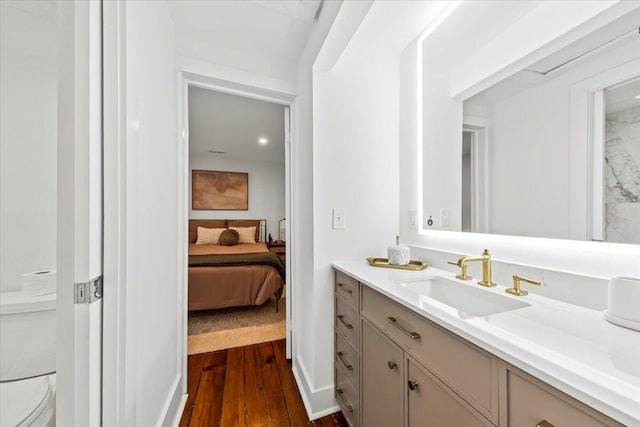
{"left": 188, "top": 219, "right": 285, "bottom": 311}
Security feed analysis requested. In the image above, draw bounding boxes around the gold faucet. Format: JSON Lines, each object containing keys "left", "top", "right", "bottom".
{"left": 448, "top": 249, "right": 496, "bottom": 287}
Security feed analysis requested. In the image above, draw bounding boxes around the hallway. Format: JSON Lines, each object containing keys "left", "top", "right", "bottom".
{"left": 180, "top": 340, "right": 347, "bottom": 427}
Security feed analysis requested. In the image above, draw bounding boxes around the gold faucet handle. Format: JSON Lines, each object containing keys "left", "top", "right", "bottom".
{"left": 448, "top": 261, "right": 472, "bottom": 281}
{"left": 506, "top": 274, "right": 541, "bottom": 296}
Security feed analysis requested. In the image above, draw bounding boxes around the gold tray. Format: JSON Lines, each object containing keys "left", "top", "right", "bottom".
{"left": 366, "top": 257, "right": 429, "bottom": 271}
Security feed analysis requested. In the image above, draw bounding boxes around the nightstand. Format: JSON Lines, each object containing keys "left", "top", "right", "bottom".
{"left": 268, "top": 242, "right": 286, "bottom": 266}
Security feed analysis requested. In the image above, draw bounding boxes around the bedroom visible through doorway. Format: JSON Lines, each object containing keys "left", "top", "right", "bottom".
{"left": 185, "top": 86, "right": 289, "bottom": 355}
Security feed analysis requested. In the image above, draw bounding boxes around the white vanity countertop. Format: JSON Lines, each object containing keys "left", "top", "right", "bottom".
{"left": 332, "top": 260, "right": 640, "bottom": 426}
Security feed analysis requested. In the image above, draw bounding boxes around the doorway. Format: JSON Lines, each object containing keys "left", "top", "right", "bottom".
{"left": 461, "top": 125, "right": 489, "bottom": 234}
{"left": 178, "top": 74, "right": 295, "bottom": 369}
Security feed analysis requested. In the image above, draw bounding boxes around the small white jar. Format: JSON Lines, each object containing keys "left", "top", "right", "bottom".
{"left": 388, "top": 236, "right": 410, "bottom": 266}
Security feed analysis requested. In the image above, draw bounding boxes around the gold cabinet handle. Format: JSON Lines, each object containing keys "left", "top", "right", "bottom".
{"left": 407, "top": 380, "right": 419, "bottom": 391}
{"left": 337, "top": 283, "right": 353, "bottom": 294}
{"left": 337, "top": 351, "right": 353, "bottom": 371}
{"left": 337, "top": 314, "right": 354, "bottom": 329}
{"left": 386, "top": 316, "right": 421, "bottom": 339}
{"left": 336, "top": 389, "right": 353, "bottom": 412}
{"left": 536, "top": 421, "right": 554, "bottom": 427}
{"left": 387, "top": 361, "right": 397, "bottom": 370}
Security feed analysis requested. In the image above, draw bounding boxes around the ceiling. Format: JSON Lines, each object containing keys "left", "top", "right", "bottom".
{"left": 421, "top": 1, "right": 543, "bottom": 67}
{"left": 188, "top": 86, "right": 285, "bottom": 164}
{"left": 167, "top": 0, "right": 322, "bottom": 82}
{"left": 606, "top": 77, "right": 640, "bottom": 115}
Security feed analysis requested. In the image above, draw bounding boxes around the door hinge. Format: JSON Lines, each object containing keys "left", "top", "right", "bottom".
{"left": 74, "top": 276, "right": 103, "bottom": 304}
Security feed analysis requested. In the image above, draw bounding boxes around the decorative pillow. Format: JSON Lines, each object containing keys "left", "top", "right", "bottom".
{"left": 218, "top": 229, "right": 239, "bottom": 246}
{"left": 195, "top": 227, "right": 226, "bottom": 245}
{"left": 230, "top": 226, "right": 256, "bottom": 244}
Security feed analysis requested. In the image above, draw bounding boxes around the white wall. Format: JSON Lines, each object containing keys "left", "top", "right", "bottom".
{"left": 293, "top": 0, "right": 462, "bottom": 417}
{"left": 310, "top": 29, "right": 401, "bottom": 405}
{"left": 290, "top": 0, "right": 345, "bottom": 417}
{"left": 189, "top": 155, "right": 285, "bottom": 238}
{"left": 123, "top": 1, "right": 183, "bottom": 425}
{"left": 0, "top": 3, "right": 57, "bottom": 291}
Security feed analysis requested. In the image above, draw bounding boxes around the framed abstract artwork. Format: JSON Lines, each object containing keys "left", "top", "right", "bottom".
{"left": 192, "top": 170, "right": 248, "bottom": 210}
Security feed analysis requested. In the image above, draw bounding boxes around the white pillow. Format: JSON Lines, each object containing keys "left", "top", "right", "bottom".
{"left": 230, "top": 226, "right": 256, "bottom": 244}
{"left": 195, "top": 227, "right": 226, "bottom": 245}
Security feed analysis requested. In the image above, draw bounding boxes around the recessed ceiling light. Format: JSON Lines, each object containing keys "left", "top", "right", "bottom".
{"left": 634, "top": 95, "right": 640, "bottom": 99}
{"left": 258, "top": 137, "right": 268, "bottom": 145}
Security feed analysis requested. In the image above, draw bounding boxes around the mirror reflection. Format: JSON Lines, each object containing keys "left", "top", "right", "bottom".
{"left": 603, "top": 77, "right": 640, "bottom": 243}
{"left": 424, "top": 13, "right": 640, "bottom": 243}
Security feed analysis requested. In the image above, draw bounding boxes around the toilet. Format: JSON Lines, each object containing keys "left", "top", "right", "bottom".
{"left": 0, "top": 291, "right": 56, "bottom": 427}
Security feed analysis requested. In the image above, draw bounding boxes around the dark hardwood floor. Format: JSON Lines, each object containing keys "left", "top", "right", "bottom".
{"left": 180, "top": 340, "right": 348, "bottom": 427}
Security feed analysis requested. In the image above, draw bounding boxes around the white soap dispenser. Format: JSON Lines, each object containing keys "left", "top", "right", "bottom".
{"left": 388, "top": 235, "right": 410, "bottom": 266}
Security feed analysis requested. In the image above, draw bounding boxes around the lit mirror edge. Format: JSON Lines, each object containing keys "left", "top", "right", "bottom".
{"left": 409, "top": 5, "right": 640, "bottom": 272}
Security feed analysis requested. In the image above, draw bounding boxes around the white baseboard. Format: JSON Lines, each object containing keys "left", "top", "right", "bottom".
{"left": 157, "top": 375, "right": 186, "bottom": 427}
{"left": 292, "top": 356, "right": 340, "bottom": 421}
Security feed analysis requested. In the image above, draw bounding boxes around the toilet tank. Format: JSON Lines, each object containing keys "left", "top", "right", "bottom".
{"left": 0, "top": 292, "right": 56, "bottom": 381}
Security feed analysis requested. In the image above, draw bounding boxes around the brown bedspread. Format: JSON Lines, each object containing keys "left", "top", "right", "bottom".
{"left": 188, "top": 242, "right": 269, "bottom": 256}
{"left": 189, "top": 252, "right": 285, "bottom": 281}
{"left": 188, "top": 244, "right": 285, "bottom": 311}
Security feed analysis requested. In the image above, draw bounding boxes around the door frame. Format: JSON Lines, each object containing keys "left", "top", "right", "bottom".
{"left": 569, "top": 58, "right": 640, "bottom": 241}
{"left": 177, "top": 70, "right": 297, "bottom": 374}
{"left": 102, "top": 1, "right": 130, "bottom": 425}
{"left": 57, "top": 0, "right": 103, "bottom": 425}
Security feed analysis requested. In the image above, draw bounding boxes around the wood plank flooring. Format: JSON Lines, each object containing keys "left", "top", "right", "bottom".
{"left": 180, "top": 340, "right": 348, "bottom": 427}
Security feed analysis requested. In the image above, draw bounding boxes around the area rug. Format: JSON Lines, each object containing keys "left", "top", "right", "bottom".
{"left": 187, "top": 296, "right": 286, "bottom": 355}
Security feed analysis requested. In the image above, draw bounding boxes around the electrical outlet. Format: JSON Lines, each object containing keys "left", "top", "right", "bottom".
{"left": 333, "top": 208, "right": 346, "bottom": 229}
{"left": 440, "top": 208, "right": 450, "bottom": 227}
{"left": 409, "top": 210, "right": 418, "bottom": 229}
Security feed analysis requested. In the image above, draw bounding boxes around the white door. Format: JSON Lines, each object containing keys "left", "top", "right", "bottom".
{"left": 284, "top": 106, "right": 292, "bottom": 358}
{"left": 56, "top": 1, "right": 103, "bottom": 426}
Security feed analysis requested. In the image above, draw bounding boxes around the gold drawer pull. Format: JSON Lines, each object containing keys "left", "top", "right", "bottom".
{"left": 408, "top": 380, "right": 419, "bottom": 391}
{"left": 336, "top": 389, "right": 353, "bottom": 412}
{"left": 536, "top": 421, "right": 554, "bottom": 427}
{"left": 386, "top": 316, "right": 421, "bottom": 340}
{"left": 337, "top": 283, "right": 353, "bottom": 294}
{"left": 337, "top": 315, "right": 354, "bottom": 329}
{"left": 387, "top": 361, "right": 397, "bottom": 370}
{"left": 337, "top": 351, "right": 353, "bottom": 371}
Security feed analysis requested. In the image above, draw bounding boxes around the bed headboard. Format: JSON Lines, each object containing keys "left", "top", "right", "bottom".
{"left": 189, "top": 219, "right": 265, "bottom": 243}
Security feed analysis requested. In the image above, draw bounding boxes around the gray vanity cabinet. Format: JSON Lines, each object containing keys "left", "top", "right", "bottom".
{"left": 334, "top": 269, "right": 626, "bottom": 427}
{"left": 361, "top": 319, "right": 404, "bottom": 427}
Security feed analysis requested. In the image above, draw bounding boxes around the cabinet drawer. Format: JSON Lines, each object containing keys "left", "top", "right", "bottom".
{"left": 335, "top": 271, "right": 359, "bottom": 308}
{"left": 407, "top": 356, "right": 493, "bottom": 427}
{"left": 336, "top": 365, "right": 359, "bottom": 427}
{"left": 336, "top": 295, "right": 359, "bottom": 348}
{"left": 502, "top": 365, "right": 624, "bottom": 427}
{"left": 336, "top": 332, "right": 359, "bottom": 392}
{"left": 361, "top": 285, "right": 498, "bottom": 423}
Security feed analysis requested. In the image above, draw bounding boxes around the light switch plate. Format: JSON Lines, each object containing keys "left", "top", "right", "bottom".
{"left": 333, "top": 208, "right": 346, "bottom": 229}
{"left": 440, "top": 208, "right": 450, "bottom": 227}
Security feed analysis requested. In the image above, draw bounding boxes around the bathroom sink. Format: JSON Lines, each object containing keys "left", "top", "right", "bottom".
{"left": 396, "top": 277, "right": 530, "bottom": 318}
